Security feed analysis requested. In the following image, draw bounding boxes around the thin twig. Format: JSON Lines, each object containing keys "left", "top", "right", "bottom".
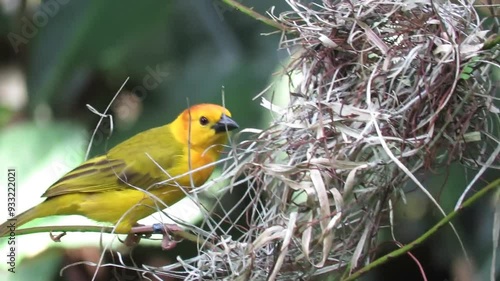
{"left": 221, "top": 0, "right": 288, "bottom": 32}
{"left": 342, "top": 178, "right": 500, "bottom": 281}
{"left": 7, "top": 224, "right": 216, "bottom": 249}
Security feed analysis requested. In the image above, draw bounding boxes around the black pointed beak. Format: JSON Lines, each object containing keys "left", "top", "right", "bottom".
{"left": 212, "top": 114, "right": 239, "bottom": 133}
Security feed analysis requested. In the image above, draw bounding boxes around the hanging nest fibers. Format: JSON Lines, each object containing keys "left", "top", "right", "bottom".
{"left": 146, "top": 0, "right": 499, "bottom": 280}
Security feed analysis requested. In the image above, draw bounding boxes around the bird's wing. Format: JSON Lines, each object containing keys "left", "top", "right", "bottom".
{"left": 42, "top": 126, "right": 184, "bottom": 198}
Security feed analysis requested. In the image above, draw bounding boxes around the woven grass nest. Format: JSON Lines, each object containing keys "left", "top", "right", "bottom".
{"left": 147, "top": 0, "right": 498, "bottom": 280}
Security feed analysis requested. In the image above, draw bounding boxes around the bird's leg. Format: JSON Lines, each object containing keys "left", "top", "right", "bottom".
{"left": 128, "top": 223, "right": 182, "bottom": 250}
{"left": 157, "top": 223, "right": 183, "bottom": 250}
{"left": 49, "top": 231, "right": 67, "bottom": 242}
{"left": 123, "top": 233, "right": 141, "bottom": 247}
{"left": 121, "top": 224, "right": 146, "bottom": 247}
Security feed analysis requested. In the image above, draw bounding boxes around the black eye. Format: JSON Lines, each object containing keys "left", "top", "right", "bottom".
{"left": 199, "top": 116, "right": 209, "bottom": 126}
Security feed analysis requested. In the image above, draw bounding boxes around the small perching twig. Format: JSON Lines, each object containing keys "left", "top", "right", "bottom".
{"left": 8, "top": 224, "right": 216, "bottom": 249}
{"left": 220, "top": 0, "right": 288, "bottom": 32}
{"left": 342, "top": 178, "right": 500, "bottom": 281}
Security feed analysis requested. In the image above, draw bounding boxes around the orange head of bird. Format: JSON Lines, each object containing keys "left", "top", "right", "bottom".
{"left": 172, "top": 104, "right": 239, "bottom": 150}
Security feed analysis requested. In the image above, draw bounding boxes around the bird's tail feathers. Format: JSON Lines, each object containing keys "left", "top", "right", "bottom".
{"left": 0, "top": 205, "right": 50, "bottom": 237}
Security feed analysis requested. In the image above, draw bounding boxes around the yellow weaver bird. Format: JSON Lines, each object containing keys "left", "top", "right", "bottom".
{"left": 0, "top": 103, "right": 238, "bottom": 242}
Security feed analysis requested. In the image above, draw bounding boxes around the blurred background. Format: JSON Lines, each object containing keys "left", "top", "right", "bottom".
{"left": 0, "top": 0, "right": 497, "bottom": 280}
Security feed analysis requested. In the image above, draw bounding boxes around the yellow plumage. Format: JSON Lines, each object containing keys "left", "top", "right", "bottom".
{"left": 0, "top": 103, "right": 238, "bottom": 235}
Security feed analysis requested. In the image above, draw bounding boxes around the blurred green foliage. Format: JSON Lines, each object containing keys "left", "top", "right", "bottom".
{"left": 2, "top": 0, "right": 286, "bottom": 150}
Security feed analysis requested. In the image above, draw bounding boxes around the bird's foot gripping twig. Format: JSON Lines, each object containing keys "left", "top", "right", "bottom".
{"left": 49, "top": 231, "right": 67, "bottom": 242}
{"left": 125, "top": 223, "right": 182, "bottom": 250}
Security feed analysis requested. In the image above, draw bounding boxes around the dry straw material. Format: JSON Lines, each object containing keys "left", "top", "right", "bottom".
{"left": 150, "top": 0, "right": 498, "bottom": 280}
